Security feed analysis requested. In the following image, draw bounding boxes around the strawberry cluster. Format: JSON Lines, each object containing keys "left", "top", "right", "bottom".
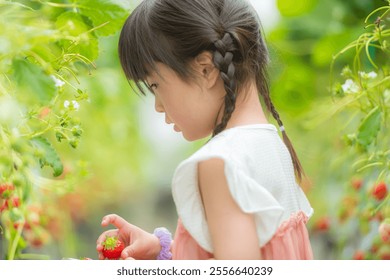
{"left": 310, "top": 180, "right": 389, "bottom": 260}
{"left": 0, "top": 183, "right": 19, "bottom": 212}
{"left": 0, "top": 183, "right": 52, "bottom": 249}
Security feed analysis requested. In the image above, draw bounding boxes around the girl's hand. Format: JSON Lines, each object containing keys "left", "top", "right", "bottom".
{"left": 96, "top": 214, "right": 161, "bottom": 260}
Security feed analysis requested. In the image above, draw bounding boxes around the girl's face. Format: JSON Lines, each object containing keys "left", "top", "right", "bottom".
{"left": 146, "top": 62, "right": 225, "bottom": 141}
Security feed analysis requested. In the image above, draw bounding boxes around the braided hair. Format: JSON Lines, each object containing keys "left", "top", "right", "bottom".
{"left": 212, "top": 33, "right": 237, "bottom": 136}
{"left": 118, "top": 0, "right": 305, "bottom": 182}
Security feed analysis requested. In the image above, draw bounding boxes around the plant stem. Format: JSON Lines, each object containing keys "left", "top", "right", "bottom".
{"left": 7, "top": 222, "right": 24, "bottom": 260}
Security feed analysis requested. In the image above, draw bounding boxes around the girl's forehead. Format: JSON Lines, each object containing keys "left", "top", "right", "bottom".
{"left": 146, "top": 63, "right": 170, "bottom": 80}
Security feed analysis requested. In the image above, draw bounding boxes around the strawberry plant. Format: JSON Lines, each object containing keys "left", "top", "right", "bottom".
{"left": 0, "top": 0, "right": 129, "bottom": 259}
{"left": 311, "top": 1, "right": 390, "bottom": 259}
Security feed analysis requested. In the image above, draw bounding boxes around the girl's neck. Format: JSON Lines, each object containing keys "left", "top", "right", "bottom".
{"left": 223, "top": 80, "right": 269, "bottom": 130}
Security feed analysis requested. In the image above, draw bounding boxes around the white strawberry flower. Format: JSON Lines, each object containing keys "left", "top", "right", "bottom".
{"left": 50, "top": 75, "right": 65, "bottom": 87}
{"left": 341, "top": 79, "right": 359, "bottom": 94}
{"left": 64, "top": 100, "right": 80, "bottom": 111}
{"left": 358, "top": 71, "right": 377, "bottom": 79}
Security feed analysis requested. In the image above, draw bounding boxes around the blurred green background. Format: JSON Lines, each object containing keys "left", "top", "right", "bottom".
{"left": 0, "top": 0, "right": 389, "bottom": 260}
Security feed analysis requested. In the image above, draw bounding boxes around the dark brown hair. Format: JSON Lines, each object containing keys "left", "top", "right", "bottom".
{"left": 118, "top": 0, "right": 304, "bottom": 182}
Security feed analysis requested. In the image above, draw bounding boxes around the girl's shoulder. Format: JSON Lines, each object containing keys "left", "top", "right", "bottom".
{"left": 191, "top": 123, "right": 281, "bottom": 161}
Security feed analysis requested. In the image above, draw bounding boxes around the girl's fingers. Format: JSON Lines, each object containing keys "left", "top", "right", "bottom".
{"left": 101, "top": 214, "right": 129, "bottom": 229}
{"left": 121, "top": 243, "right": 139, "bottom": 260}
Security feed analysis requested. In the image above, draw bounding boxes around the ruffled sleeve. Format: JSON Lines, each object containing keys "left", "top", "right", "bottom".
{"left": 171, "top": 150, "right": 285, "bottom": 253}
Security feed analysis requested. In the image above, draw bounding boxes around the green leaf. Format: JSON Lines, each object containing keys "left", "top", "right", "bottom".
{"left": 56, "top": 11, "right": 99, "bottom": 61}
{"left": 78, "top": 0, "right": 128, "bottom": 36}
{"left": 30, "top": 137, "right": 64, "bottom": 177}
{"left": 12, "top": 59, "right": 56, "bottom": 105}
{"left": 356, "top": 106, "right": 382, "bottom": 148}
{"left": 56, "top": 11, "right": 91, "bottom": 37}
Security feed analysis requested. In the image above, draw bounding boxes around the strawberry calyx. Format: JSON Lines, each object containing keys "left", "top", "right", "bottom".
{"left": 102, "top": 236, "right": 119, "bottom": 250}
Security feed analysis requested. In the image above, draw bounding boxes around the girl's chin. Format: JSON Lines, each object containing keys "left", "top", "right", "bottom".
{"left": 181, "top": 130, "right": 212, "bottom": 142}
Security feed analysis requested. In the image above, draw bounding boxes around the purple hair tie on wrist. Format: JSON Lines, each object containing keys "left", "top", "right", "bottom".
{"left": 153, "top": 227, "right": 172, "bottom": 260}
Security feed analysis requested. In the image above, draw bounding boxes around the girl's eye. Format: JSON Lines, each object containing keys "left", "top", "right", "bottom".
{"left": 148, "top": 83, "right": 158, "bottom": 95}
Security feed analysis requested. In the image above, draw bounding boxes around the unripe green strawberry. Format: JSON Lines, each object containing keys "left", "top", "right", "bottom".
{"left": 338, "top": 206, "right": 351, "bottom": 223}
{"left": 102, "top": 236, "right": 125, "bottom": 260}
{"left": 0, "top": 183, "right": 15, "bottom": 199}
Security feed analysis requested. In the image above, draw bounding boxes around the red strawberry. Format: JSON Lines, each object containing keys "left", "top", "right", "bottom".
{"left": 0, "top": 183, "right": 15, "bottom": 199}
{"left": 372, "top": 182, "right": 388, "bottom": 201}
{"left": 0, "top": 197, "right": 20, "bottom": 212}
{"left": 314, "top": 216, "right": 330, "bottom": 232}
{"left": 351, "top": 179, "right": 363, "bottom": 191}
{"left": 102, "top": 236, "right": 125, "bottom": 260}
{"left": 13, "top": 221, "right": 31, "bottom": 230}
{"left": 353, "top": 250, "right": 365, "bottom": 260}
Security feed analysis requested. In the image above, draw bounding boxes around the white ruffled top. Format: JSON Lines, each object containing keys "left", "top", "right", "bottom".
{"left": 171, "top": 123, "right": 313, "bottom": 253}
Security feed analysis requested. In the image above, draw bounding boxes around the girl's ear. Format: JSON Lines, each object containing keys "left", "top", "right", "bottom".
{"left": 193, "top": 51, "right": 220, "bottom": 89}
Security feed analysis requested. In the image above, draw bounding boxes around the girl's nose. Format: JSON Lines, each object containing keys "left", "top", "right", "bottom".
{"left": 154, "top": 96, "right": 164, "bottom": 113}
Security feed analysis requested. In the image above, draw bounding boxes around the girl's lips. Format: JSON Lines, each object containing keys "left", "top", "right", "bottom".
{"left": 173, "top": 124, "right": 180, "bottom": 132}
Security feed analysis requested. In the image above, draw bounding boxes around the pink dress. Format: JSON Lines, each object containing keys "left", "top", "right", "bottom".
{"left": 172, "top": 211, "right": 313, "bottom": 260}
{"left": 170, "top": 124, "right": 314, "bottom": 260}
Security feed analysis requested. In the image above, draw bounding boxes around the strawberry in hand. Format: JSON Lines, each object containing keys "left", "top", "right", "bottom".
{"left": 101, "top": 236, "right": 125, "bottom": 260}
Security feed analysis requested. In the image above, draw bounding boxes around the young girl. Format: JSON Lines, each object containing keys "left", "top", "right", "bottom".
{"left": 96, "top": 0, "right": 313, "bottom": 260}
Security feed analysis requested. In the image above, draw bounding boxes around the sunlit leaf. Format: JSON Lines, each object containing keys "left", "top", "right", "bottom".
{"left": 30, "top": 137, "right": 64, "bottom": 177}
{"left": 356, "top": 106, "right": 382, "bottom": 148}
{"left": 12, "top": 58, "right": 56, "bottom": 105}
{"left": 56, "top": 11, "right": 91, "bottom": 37}
{"left": 78, "top": 0, "right": 128, "bottom": 36}
{"left": 56, "top": 11, "right": 99, "bottom": 61}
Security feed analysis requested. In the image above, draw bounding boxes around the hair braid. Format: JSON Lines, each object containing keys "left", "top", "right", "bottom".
{"left": 262, "top": 91, "right": 305, "bottom": 182}
{"left": 212, "top": 32, "right": 238, "bottom": 136}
